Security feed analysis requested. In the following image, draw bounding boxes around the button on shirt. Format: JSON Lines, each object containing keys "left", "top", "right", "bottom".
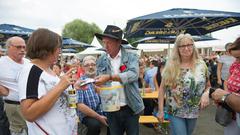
{"left": 108, "top": 49, "right": 127, "bottom": 106}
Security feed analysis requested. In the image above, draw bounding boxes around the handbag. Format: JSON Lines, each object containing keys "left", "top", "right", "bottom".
{"left": 215, "top": 105, "right": 233, "bottom": 127}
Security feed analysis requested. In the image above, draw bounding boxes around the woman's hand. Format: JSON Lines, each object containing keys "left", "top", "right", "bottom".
{"left": 157, "top": 111, "right": 164, "bottom": 123}
{"left": 199, "top": 91, "right": 210, "bottom": 110}
{"left": 58, "top": 68, "right": 77, "bottom": 90}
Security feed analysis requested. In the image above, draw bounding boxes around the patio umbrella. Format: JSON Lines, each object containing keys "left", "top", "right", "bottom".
{"left": 0, "top": 24, "right": 34, "bottom": 44}
{"left": 62, "top": 37, "right": 93, "bottom": 48}
{"left": 125, "top": 8, "right": 240, "bottom": 38}
{"left": 62, "top": 48, "right": 78, "bottom": 53}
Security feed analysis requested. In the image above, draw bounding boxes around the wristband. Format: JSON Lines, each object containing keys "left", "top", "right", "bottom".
{"left": 221, "top": 93, "right": 233, "bottom": 112}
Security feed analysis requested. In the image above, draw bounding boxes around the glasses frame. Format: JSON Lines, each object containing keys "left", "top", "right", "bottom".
{"left": 178, "top": 44, "right": 194, "bottom": 49}
{"left": 11, "top": 45, "right": 26, "bottom": 50}
{"left": 83, "top": 63, "right": 96, "bottom": 67}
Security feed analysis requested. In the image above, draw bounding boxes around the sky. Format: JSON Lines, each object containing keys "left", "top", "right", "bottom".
{"left": 0, "top": 0, "right": 240, "bottom": 44}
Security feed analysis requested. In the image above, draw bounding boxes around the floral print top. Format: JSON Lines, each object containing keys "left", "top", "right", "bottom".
{"left": 165, "top": 60, "right": 208, "bottom": 118}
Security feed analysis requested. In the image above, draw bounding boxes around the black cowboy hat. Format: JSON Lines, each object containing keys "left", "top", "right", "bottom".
{"left": 95, "top": 25, "right": 128, "bottom": 44}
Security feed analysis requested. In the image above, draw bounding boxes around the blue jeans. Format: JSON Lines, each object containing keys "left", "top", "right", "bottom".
{"left": 169, "top": 115, "right": 197, "bottom": 135}
{"left": 106, "top": 106, "right": 140, "bottom": 135}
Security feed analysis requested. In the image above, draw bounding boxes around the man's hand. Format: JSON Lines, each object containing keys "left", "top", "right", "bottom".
{"left": 96, "top": 115, "right": 108, "bottom": 126}
{"left": 95, "top": 75, "right": 110, "bottom": 86}
{"left": 0, "top": 85, "right": 9, "bottom": 96}
{"left": 211, "top": 88, "right": 230, "bottom": 102}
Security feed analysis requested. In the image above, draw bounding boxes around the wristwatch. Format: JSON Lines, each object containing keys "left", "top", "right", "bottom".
{"left": 221, "top": 93, "right": 231, "bottom": 103}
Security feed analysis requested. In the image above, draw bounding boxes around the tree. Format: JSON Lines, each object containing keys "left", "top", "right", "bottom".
{"left": 62, "top": 19, "right": 102, "bottom": 44}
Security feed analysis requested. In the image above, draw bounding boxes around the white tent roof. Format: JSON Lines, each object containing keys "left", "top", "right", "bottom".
{"left": 78, "top": 48, "right": 104, "bottom": 55}
{"left": 137, "top": 44, "right": 170, "bottom": 52}
{"left": 91, "top": 36, "right": 102, "bottom": 48}
{"left": 137, "top": 39, "right": 227, "bottom": 52}
{"left": 76, "top": 36, "right": 105, "bottom": 58}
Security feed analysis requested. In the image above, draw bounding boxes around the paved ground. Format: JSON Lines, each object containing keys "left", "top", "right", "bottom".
{"left": 138, "top": 103, "right": 224, "bottom": 135}
{"left": 100, "top": 103, "right": 224, "bottom": 135}
{"left": 193, "top": 103, "right": 223, "bottom": 135}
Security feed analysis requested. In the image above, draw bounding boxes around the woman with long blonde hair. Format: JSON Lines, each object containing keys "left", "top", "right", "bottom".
{"left": 157, "top": 33, "right": 210, "bottom": 135}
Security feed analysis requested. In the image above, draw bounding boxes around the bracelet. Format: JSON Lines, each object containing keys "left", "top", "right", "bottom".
{"left": 221, "top": 93, "right": 233, "bottom": 112}
{"left": 221, "top": 93, "right": 231, "bottom": 104}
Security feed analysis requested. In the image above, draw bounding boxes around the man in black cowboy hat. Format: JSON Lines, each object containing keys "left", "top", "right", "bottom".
{"left": 94, "top": 25, "right": 144, "bottom": 135}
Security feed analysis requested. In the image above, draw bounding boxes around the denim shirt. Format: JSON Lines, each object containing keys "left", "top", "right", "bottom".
{"left": 96, "top": 47, "right": 144, "bottom": 114}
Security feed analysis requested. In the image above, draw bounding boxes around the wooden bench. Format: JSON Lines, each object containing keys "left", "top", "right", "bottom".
{"left": 139, "top": 116, "right": 170, "bottom": 124}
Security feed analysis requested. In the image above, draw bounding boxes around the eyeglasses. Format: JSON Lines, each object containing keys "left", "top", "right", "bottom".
{"left": 178, "top": 44, "right": 193, "bottom": 49}
{"left": 11, "top": 45, "right": 26, "bottom": 49}
{"left": 84, "top": 63, "right": 96, "bottom": 67}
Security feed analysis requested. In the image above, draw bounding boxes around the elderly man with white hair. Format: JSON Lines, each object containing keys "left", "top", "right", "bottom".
{"left": 75, "top": 55, "right": 110, "bottom": 135}
{"left": 0, "top": 36, "right": 29, "bottom": 135}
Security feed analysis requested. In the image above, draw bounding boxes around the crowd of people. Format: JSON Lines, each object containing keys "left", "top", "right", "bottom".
{"left": 0, "top": 24, "right": 240, "bottom": 135}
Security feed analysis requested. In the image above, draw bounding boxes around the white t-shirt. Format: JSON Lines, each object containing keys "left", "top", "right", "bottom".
{"left": 0, "top": 56, "right": 29, "bottom": 101}
{"left": 217, "top": 55, "right": 235, "bottom": 80}
{"left": 108, "top": 49, "right": 127, "bottom": 106}
{"left": 18, "top": 62, "right": 77, "bottom": 135}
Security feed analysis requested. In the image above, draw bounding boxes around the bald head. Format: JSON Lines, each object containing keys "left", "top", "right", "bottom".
{"left": 6, "top": 36, "right": 25, "bottom": 47}
{"left": 6, "top": 36, "right": 26, "bottom": 63}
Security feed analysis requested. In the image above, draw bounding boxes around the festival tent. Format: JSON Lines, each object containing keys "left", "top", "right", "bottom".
{"left": 76, "top": 37, "right": 105, "bottom": 59}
